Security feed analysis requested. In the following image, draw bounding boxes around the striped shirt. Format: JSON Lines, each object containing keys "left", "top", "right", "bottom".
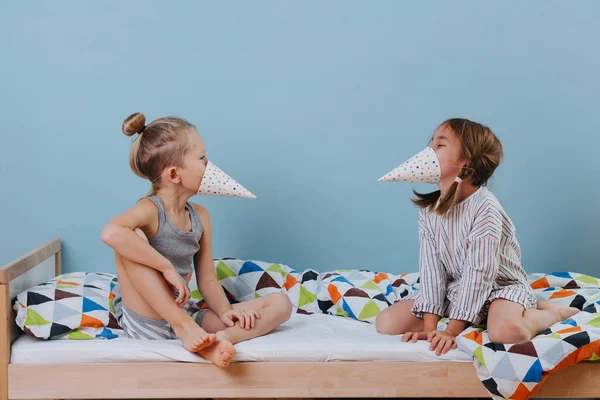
{"left": 411, "top": 187, "right": 536, "bottom": 324}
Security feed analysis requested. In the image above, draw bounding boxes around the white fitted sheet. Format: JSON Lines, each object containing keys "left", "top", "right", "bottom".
{"left": 11, "top": 313, "right": 472, "bottom": 364}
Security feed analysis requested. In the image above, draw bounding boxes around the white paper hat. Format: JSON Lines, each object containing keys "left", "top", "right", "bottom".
{"left": 197, "top": 161, "right": 256, "bottom": 198}
{"left": 378, "top": 146, "right": 441, "bottom": 184}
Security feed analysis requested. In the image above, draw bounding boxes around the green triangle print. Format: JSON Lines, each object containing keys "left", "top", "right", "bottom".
{"left": 68, "top": 329, "right": 94, "bottom": 340}
{"left": 576, "top": 275, "right": 599, "bottom": 285}
{"left": 255, "top": 292, "right": 261, "bottom": 299}
{"left": 544, "top": 333, "right": 562, "bottom": 340}
{"left": 56, "top": 284, "right": 78, "bottom": 289}
{"left": 473, "top": 346, "right": 487, "bottom": 370}
{"left": 216, "top": 261, "right": 237, "bottom": 280}
{"left": 358, "top": 300, "right": 381, "bottom": 319}
{"left": 336, "top": 308, "right": 350, "bottom": 318}
{"left": 25, "top": 308, "right": 51, "bottom": 326}
{"left": 360, "top": 281, "right": 379, "bottom": 291}
{"left": 590, "top": 353, "right": 600, "bottom": 361}
{"left": 298, "top": 286, "right": 317, "bottom": 307}
{"left": 588, "top": 316, "right": 600, "bottom": 328}
{"left": 267, "top": 264, "right": 284, "bottom": 276}
{"left": 190, "top": 289, "right": 203, "bottom": 300}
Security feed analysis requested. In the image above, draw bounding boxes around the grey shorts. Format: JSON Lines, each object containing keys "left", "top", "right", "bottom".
{"left": 114, "top": 297, "right": 208, "bottom": 340}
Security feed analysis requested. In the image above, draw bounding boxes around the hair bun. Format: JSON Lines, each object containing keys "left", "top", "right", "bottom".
{"left": 122, "top": 113, "right": 146, "bottom": 136}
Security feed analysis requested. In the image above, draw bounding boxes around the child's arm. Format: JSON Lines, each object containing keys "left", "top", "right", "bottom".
{"left": 412, "top": 211, "right": 447, "bottom": 327}
{"left": 101, "top": 199, "right": 171, "bottom": 272}
{"left": 101, "top": 199, "right": 190, "bottom": 305}
{"left": 449, "top": 202, "right": 502, "bottom": 324}
{"left": 423, "top": 313, "right": 441, "bottom": 332}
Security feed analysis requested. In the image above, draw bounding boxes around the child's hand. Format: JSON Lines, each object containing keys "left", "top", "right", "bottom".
{"left": 402, "top": 331, "right": 436, "bottom": 343}
{"left": 220, "top": 309, "right": 261, "bottom": 330}
{"left": 402, "top": 330, "right": 458, "bottom": 356}
{"left": 428, "top": 330, "right": 458, "bottom": 356}
{"left": 161, "top": 267, "right": 190, "bottom": 307}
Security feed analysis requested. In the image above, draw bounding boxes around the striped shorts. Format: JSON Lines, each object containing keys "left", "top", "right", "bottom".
{"left": 114, "top": 297, "right": 208, "bottom": 340}
{"left": 407, "top": 283, "right": 537, "bottom": 325}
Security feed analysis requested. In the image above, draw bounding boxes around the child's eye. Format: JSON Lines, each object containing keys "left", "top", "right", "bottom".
{"left": 200, "top": 156, "right": 206, "bottom": 160}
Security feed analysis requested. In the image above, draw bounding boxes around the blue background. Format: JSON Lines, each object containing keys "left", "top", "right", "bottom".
{"left": 1, "top": 1, "right": 598, "bottom": 277}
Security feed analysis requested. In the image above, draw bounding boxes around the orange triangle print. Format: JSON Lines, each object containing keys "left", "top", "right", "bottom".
{"left": 328, "top": 284, "right": 342, "bottom": 304}
{"left": 81, "top": 314, "right": 104, "bottom": 328}
{"left": 511, "top": 383, "right": 531, "bottom": 399}
{"left": 550, "top": 289, "right": 576, "bottom": 299}
{"left": 57, "top": 280, "right": 79, "bottom": 286}
{"left": 284, "top": 274, "right": 298, "bottom": 291}
{"left": 557, "top": 326, "right": 581, "bottom": 334}
{"left": 554, "top": 340, "right": 600, "bottom": 370}
{"left": 530, "top": 277, "right": 550, "bottom": 289}
{"left": 463, "top": 330, "right": 482, "bottom": 345}
{"left": 373, "top": 273, "right": 389, "bottom": 284}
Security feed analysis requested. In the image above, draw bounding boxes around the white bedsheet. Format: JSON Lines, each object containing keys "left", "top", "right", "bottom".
{"left": 11, "top": 313, "right": 472, "bottom": 364}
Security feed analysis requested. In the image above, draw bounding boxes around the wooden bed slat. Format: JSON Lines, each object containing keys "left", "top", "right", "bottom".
{"left": 0, "top": 238, "right": 61, "bottom": 284}
{"left": 8, "top": 361, "right": 600, "bottom": 399}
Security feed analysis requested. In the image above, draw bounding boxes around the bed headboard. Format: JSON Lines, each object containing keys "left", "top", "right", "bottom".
{"left": 1, "top": 238, "right": 61, "bottom": 376}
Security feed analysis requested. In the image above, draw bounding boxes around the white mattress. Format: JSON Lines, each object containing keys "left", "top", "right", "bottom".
{"left": 11, "top": 313, "right": 472, "bottom": 364}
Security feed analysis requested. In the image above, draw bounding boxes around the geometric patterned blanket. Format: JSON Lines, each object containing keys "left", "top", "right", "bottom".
{"left": 456, "top": 272, "right": 600, "bottom": 400}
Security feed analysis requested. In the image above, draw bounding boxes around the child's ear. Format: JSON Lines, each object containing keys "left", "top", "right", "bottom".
{"left": 167, "top": 167, "right": 181, "bottom": 183}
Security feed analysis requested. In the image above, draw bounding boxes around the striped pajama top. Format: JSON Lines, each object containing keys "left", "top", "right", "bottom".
{"left": 411, "top": 186, "right": 536, "bottom": 325}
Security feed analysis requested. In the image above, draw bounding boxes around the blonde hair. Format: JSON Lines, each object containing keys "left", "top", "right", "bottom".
{"left": 412, "top": 118, "right": 503, "bottom": 215}
{"left": 122, "top": 112, "right": 197, "bottom": 195}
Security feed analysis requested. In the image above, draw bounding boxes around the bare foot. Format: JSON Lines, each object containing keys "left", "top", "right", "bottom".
{"left": 173, "top": 323, "right": 217, "bottom": 353}
{"left": 537, "top": 301, "right": 579, "bottom": 321}
{"left": 197, "top": 332, "right": 236, "bottom": 368}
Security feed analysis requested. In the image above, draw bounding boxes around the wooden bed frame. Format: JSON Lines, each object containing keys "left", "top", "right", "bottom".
{"left": 1, "top": 239, "right": 599, "bottom": 399}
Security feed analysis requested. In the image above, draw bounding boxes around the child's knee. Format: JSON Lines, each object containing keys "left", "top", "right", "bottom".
{"left": 375, "top": 312, "right": 395, "bottom": 335}
{"left": 273, "top": 292, "right": 293, "bottom": 320}
{"left": 487, "top": 320, "right": 531, "bottom": 344}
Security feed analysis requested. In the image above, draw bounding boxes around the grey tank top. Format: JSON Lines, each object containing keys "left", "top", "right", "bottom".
{"left": 144, "top": 194, "right": 204, "bottom": 283}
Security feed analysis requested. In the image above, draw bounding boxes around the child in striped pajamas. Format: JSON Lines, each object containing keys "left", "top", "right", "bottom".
{"left": 376, "top": 118, "right": 578, "bottom": 355}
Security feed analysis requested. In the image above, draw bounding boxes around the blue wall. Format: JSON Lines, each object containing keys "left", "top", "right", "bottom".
{"left": 1, "top": 1, "right": 599, "bottom": 276}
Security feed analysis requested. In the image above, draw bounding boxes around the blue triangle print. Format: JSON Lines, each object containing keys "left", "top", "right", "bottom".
{"left": 563, "top": 318, "right": 577, "bottom": 326}
{"left": 385, "top": 284, "right": 394, "bottom": 296}
{"left": 523, "top": 359, "right": 543, "bottom": 382}
{"left": 341, "top": 299, "right": 357, "bottom": 319}
{"left": 95, "top": 328, "right": 118, "bottom": 340}
{"left": 331, "top": 276, "right": 354, "bottom": 287}
{"left": 82, "top": 297, "right": 107, "bottom": 312}
{"left": 239, "top": 261, "right": 264, "bottom": 275}
{"left": 551, "top": 272, "right": 572, "bottom": 279}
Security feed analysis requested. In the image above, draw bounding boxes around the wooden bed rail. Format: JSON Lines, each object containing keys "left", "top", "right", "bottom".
{"left": 0, "top": 238, "right": 61, "bottom": 284}
{"left": 1, "top": 238, "right": 61, "bottom": 400}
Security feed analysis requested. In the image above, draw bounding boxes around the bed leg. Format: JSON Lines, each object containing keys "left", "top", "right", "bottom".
{"left": 55, "top": 250, "right": 61, "bottom": 276}
{"left": 1, "top": 284, "right": 9, "bottom": 400}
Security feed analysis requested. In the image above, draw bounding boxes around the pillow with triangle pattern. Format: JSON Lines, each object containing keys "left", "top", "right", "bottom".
{"left": 13, "top": 272, "right": 122, "bottom": 340}
{"left": 317, "top": 270, "right": 419, "bottom": 323}
{"left": 188, "top": 259, "right": 320, "bottom": 315}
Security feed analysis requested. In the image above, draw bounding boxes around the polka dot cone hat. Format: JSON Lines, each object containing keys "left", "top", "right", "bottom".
{"left": 378, "top": 146, "right": 441, "bottom": 184}
{"left": 197, "top": 161, "right": 256, "bottom": 198}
